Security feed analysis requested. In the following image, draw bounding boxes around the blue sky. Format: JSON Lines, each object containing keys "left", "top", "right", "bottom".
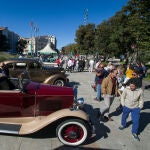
{"left": 0, "top": 0, "right": 128, "bottom": 50}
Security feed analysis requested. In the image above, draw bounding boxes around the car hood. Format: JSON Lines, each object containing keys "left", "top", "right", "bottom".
{"left": 25, "top": 81, "right": 74, "bottom": 96}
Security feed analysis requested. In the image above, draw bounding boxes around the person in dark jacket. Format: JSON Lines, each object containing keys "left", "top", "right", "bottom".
{"left": 94, "top": 63, "right": 106, "bottom": 101}
{"left": 125, "top": 71, "right": 142, "bottom": 88}
{"left": 0, "top": 62, "right": 14, "bottom": 90}
{"left": 0, "top": 62, "right": 9, "bottom": 77}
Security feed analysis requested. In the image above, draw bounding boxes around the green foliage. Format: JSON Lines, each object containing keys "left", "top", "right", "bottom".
{"left": 63, "top": 0, "right": 150, "bottom": 63}
{"left": 75, "top": 24, "right": 95, "bottom": 54}
{"left": 16, "top": 39, "right": 27, "bottom": 54}
{"left": 62, "top": 43, "right": 79, "bottom": 55}
{"left": 0, "top": 52, "right": 17, "bottom": 62}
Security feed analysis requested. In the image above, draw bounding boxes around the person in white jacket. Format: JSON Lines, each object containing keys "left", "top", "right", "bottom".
{"left": 118, "top": 81, "right": 144, "bottom": 141}
{"left": 88, "top": 58, "right": 94, "bottom": 72}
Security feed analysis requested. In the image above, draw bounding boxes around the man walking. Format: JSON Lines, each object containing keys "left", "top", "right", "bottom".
{"left": 99, "top": 69, "right": 119, "bottom": 121}
{"left": 94, "top": 63, "right": 106, "bottom": 101}
{"left": 118, "top": 81, "right": 144, "bottom": 141}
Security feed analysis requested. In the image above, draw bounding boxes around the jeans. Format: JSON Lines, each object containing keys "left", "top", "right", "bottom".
{"left": 121, "top": 106, "right": 140, "bottom": 134}
{"left": 96, "top": 83, "right": 101, "bottom": 100}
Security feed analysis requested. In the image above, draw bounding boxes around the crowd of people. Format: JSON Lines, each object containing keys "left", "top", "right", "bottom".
{"left": 90, "top": 60, "right": 146, "bottom": 141}
{"left": 62, "top": 56, "right": 147, "bottom": 142}
{"left": 0, "top": 56, "right": 148, "bottom": 141}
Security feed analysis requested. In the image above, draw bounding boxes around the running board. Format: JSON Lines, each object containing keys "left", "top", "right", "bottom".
{"left": 0, "top": 123, "right": 21, "bottom": 134}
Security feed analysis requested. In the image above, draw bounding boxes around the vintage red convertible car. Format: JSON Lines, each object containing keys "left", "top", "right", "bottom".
{"left": 0, "top": 74, "right": 92, "bottom": 146}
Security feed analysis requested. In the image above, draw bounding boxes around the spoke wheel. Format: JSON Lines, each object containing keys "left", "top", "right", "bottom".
{"left": 56, "top": 119, "right": 89, "bottom": 146}
{"left": 54, "top": 79, "right": 64, "bottom": 86}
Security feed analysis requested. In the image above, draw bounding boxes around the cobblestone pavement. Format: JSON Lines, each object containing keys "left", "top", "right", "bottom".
{"left": 0, "top": 71, "right": 150, "bottom": 150}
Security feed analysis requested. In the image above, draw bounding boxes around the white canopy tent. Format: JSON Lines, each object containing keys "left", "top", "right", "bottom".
{"left": 38, "top": 43, "right": 57, "bottom": 55}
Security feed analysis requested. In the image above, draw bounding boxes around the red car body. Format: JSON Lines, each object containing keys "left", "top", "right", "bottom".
{"left": 0, "top": 77, "right": 92, "bottom": 146}
{"left": 0, "top": 80, "right": 73, "bottom": 117}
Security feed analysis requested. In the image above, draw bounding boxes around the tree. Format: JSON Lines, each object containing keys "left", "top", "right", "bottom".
{"left": 62, "top": 43, "right": 79, "bottom": 55}
{"left": 71, "top": 0, "right": 150, "bottom": 62}
{"left": 108, "top": 11, "right": 133, "bottom": 58}
{"left": 75, "top": 24, "right": 96, "bottom": 54}
{"left": 16, "top": 39, "right": 27, "bottom": 54}
{"left": 122, "top": 0, "right": 150, "bottom": 62}
{"left": 94, "top": 21, "right": 113, "bottom": 58}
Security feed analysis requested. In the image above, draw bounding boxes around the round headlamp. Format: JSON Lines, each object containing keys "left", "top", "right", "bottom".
{"left": 75, "top": 98, "right": 84, "bottom": 105}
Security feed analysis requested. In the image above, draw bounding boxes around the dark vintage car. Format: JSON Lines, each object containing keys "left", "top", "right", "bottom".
{"left": 0, "top": 74, "right": 92, "bottom": 146}
{"left": 2, "top": 58, "right": 68, "bottom": 86}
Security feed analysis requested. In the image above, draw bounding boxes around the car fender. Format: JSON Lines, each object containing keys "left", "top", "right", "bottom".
{"left": 19, "top": 109, "right": 89, "bottom": 135}
{"left": 44, "top": 74, "right": 66, "bottom": 85}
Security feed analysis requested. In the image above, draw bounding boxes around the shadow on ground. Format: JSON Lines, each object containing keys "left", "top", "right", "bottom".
{"left": 110, "top": 101, "right": 150, "bottom": 135}
{"left": 82, "top": 104, "right": 110, "bottom": 144}
{"left": 68, "top": 81, "right": 80, "bottom": 87}
{"left": 139, "top": 112, "right": 150, "bottom": 134}
{"left": 54, "top": 145, "right": 117, "bottom": 150}
{"left": 142, "top": 101, "right": 150, "bottom": 110}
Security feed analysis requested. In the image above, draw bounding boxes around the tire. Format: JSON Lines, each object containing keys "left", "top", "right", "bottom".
{"left": 54, "top": 79, "right": 64, "bottom": 86}
{"left": 56, "top": 119, "right": 89, "bottom": 146}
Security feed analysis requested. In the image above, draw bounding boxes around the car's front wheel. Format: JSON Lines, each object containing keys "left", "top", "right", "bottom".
{"left": 56, "top": 119, "right": 89, "bottom": 146}
{"left": 54, "top": 79, "right": 65, "bottom": 86}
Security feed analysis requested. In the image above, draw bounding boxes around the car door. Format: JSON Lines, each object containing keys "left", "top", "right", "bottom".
{"left": 28, "top": 61, "right": 47, "bottom": 83}
{"left": 0, "top": 90, "right": 24, "bottom": 117}
{"left": 0, "top": 90, "right": 35, "bottom": 117}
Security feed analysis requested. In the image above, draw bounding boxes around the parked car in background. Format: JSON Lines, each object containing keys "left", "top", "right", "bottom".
{"left": 0, "top": 73, "right": 92, "bottom": 146}
{"left": 2, "top": 58, "right": 68, "bottom": 86}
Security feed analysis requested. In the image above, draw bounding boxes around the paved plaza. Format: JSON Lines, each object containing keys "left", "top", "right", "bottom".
{"left": 0, "top": 71, "right": 150, "bottom": 150}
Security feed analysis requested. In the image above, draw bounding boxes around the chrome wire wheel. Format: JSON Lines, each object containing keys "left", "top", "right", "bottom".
{"left": 54, "top": 79, "right": 64, "bottom": 86}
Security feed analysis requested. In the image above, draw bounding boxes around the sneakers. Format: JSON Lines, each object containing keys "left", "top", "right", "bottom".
{"left": 118, "top": 126, "right": 125, "bottom": 130}
{"left": 100, "top": 97, "right": 104, "bottom": 101}
{"left": 104, "top": 116, "right": 113, "bottom": 121}
{"left": 94, "top": 98, "right": 100, "bottom": 101}
{"left": 118, "top": 127, "right": 140, "bottom": 141}
{"left": 132, "top": 133, "right": 140, "bottom": 141}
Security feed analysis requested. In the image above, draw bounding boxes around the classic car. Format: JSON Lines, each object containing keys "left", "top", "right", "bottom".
{"left": 0, "top": 74, "right": 92, "bottom": 146}
{"left": 2, "top": 58, "right": 68, "bottom": 86}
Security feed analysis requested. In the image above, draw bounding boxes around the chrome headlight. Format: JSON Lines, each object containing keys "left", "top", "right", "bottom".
{"left": 70, "top": 98, "right": 84, "bottom": 111}
{"left": 75, "top": 98, "right": 84, "bottom": 105}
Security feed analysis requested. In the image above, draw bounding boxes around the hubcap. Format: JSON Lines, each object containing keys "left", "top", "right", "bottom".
{"left": 61, "top": 124, "right": 84, "bottom": 143}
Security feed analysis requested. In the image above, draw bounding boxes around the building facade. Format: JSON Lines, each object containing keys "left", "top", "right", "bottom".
{"left": 0, "top": 27, "right": 19, "bottom": 53}
{"left": 23, "top": 35, "right": 57, "bottom": 55}
{"left": 0, "top": 26, "right": 57, "bottom": 55}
